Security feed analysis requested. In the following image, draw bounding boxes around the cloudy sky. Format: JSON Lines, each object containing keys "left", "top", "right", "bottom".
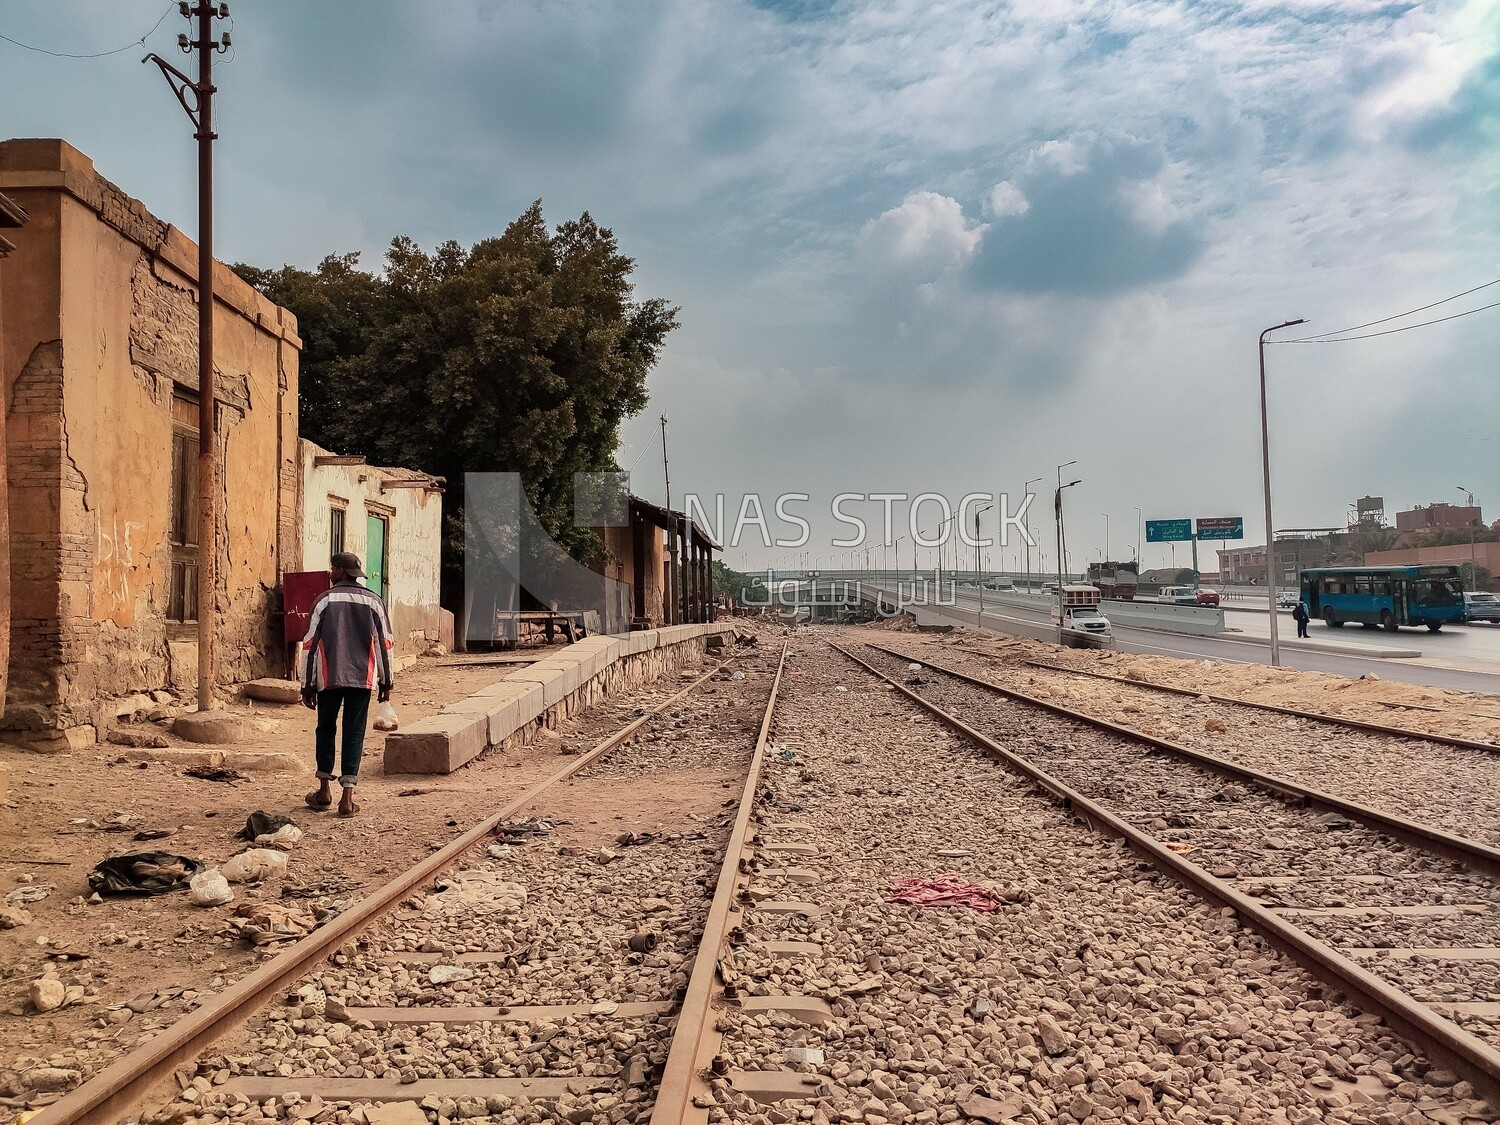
{"left": 4, "top": 0, "right": 1497, "bottom": 573}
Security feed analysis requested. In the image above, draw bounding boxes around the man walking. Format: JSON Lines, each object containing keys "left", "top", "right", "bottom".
{"left": 300, "top": 551, "right": 394, "bottom": 817}
{"left": 1292, "top": 599, "right": 1310, "bottom": 639}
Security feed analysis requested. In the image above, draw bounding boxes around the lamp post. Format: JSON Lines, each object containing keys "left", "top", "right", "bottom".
{"left": 1259, "top": 317, "right": 1307, "bottom": 668}
{"left": 1055, "top": 478, "right": 1081, "bottom": 642}
{"left": 1102, "top": 513, "right": 1110, "bottom": 564}
{"left": 1458, "top": 486, "right": 1477, "bottom": 591}
{"left": 975, "top": 502, "right": 994, "bottom": 615}
{"left": 1056, "top": 462, "right": 1078, "bottom": 578}
{"left": 1133, "top": 506, "right": 1142, "bottom": 572}
{"left": 1024, "top": 477, "right": 1043, "bottom": 591}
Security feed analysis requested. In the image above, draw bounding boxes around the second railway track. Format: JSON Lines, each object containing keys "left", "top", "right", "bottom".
{"left": 846, "top": 636, "right": 1500, "bottom": 1099}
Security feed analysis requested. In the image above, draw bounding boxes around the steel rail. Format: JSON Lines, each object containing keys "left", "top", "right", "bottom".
{"left": 868, "top": 641, "right": 1500, "bottom": 880}
{"left": 832, "top": 641, "right": 1500, "bottom": 1107}
{"left": 650, "top": 641, "right": 790, "bottom": 1125}
{"left": 32, "top": 651, "right": 750, "bottom": 1125}
{"left": 1013, "top": 655, "right": 1500, "bottom": 754}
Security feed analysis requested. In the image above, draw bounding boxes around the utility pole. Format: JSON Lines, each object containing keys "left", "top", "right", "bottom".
{"left": 1258, "top": 317, "right": 1307, "bottom": 667}
{"left": 660, "top": 413, "right": 676, "bottom": 624}
{"left": 147, "top": 3, "right": 231, "bottom": 713}
{"left": 1025, "top": 477, "right": 1042, "bottom": 591}
{"left": 1458, "top": 486, "right": 1477, "bottom": 592}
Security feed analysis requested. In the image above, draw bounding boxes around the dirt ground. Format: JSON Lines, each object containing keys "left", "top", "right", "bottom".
{"left": 0, "top": 642, "right": 749, "bottom": 1109}
{"left": 905, "top": 629, "right": 1500, "bottom": 744}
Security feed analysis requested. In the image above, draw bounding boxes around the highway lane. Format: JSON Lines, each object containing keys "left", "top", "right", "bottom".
{"left": 933, "top": 585, "right": 1500, "bottom": 695}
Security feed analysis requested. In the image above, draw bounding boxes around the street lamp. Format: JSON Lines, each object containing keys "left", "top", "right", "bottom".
{"left": 1055, "top": 478, "right": 1082, "bottom": 642}
{"left": 1259, "top": 317, "right": 1307, "bottom": 668}
{"left": 975, "top": 502, "right": 994, "bottom": 614}
{"left": 1056, "top": 462, "right": 1078, "bottom": 579}
{"left": 1458, "top": 486, "right": 1477, "bottom": 591}
{"left": 1102, "top": 514, "right": 1110, "bottom": 565}
{"left": 1133, "top": 506, "right": 1142, "bottom": 572}
{"left": 1024, "top": 477, "right": 1044, "bottom": 591}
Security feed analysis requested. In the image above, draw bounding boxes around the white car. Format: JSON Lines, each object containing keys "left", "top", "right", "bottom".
{"left": 1276, "top": 590, "right": 1300, "bottom": 610}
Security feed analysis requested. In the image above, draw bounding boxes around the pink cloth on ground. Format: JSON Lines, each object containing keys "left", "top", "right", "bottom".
{"left": 888, "top": 873, "right": 1004, "bottom": 912}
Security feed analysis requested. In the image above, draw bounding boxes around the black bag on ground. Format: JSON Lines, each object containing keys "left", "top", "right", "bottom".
{"left": 238, "top": 811, "right": 296, "bottom": 841}
{"left": 88, "top": 852, "right": 203, "bottom": 896}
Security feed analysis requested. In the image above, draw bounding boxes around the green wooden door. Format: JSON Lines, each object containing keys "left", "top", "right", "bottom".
{"left": 365, "top": 514, "right": 388, "bottom": 601}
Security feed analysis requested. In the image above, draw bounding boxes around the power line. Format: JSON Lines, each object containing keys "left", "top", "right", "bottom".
{"left": 0, "top": 3, "right": 176, "bottom": 59}
{"left": 1278, "top": 299, "right": 1500, "bottom": 343}
{"left": 1286, "top": 277, "right": 1500, "bottom": 341}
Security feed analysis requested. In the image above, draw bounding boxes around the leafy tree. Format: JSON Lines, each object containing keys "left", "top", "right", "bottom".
{"left": 713, "top": 559, "right": 764, "bottom": 604}
{"left": 234, "top": 204, "right": 678, "bottom": 610}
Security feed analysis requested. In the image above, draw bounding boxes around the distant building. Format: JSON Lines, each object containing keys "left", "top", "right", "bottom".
{"left": 1218, "top": 545, "right": 1267, "bottom": 584}
{"left": 1396, "top": 502, "right": 1483, "bottom": 532}
{"left": 1365, "top": 543, "right": 1500, "bottom": 574}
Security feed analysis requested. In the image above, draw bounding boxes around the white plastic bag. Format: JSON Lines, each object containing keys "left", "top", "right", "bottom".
{"left": 188, "top": 869, "right": 233, "bottom": 907}
{"left": 222, "top": 848, "right": 289, "bottom": 884}
{"left": 254, "top": 824, "right": 304, "bottom": 850}
{"left": 372, "top": 700, "right": 399, "bottom": 732}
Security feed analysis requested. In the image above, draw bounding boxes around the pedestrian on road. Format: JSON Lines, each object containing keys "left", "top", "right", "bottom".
{"left": 300, "top": 551, "right": 395, "bottom": 817}
{"left": 1292, "top": 599, "right": 1310, "bottom": 638}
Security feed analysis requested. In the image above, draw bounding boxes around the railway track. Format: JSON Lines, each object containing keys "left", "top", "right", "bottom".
{"left": 1016, "top": 655, "right": 1500, "bottom": 755}
{"left": 30, "top": 641, "right": 793, "bottom": 1125}
{"left": 29, "top": 630, "right": 1500, "bottom": 1125}
{"left": 843, "top": 638, "right": 1500, "bottom": 1105}
{"left": 909, "top": 639, "right": 1500, "bottom": 849}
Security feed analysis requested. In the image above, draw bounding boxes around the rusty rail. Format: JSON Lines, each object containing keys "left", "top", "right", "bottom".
{"left": 934, "top": 647, "right": 1500, "bottom": 753}
{"left": 650, "top": 641, "right": 790, "bottom": 1125}
{"left": 868, "top": 641, "right": 1500, "bottom": 880}
{"left": 833, "top": 640, "right": 1500, "bottom": 1107}
{"left": 31, "top": 652, "right": 750, "bottom": 1125}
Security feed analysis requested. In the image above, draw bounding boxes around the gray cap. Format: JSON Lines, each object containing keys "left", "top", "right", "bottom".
{"left": 330, "top": 551, "right": 365, "bottom": 578}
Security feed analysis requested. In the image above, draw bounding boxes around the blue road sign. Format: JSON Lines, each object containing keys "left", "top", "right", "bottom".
{"left": 1146, "top": 519, "right": 1192, "bottom": 543}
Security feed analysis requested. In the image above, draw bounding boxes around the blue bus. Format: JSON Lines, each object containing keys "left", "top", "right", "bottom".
{"left": 1299, "top": 565, "right": 1465, "bottom": 632}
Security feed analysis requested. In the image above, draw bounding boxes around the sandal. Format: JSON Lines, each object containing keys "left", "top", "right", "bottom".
{"left": 337, "top": 801, "right": 360, "bottom": 818}
{"left": 305, "top": 791, "right": 333, "bottom": 811}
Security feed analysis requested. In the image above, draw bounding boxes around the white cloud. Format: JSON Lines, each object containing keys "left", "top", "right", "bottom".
{"left": 985, "top": 181, "right": 1030, "bottom": 218}
{"left": 856, "top": 191, "right": 985, "bottom": 270}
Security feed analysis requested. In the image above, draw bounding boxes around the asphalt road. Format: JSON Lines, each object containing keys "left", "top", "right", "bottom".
{"left": 936, "top": 586, "right": 1500, "bottom": 695}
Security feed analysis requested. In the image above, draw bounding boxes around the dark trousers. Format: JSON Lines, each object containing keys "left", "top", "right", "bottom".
{"left": 315, "top": 688, "right": 371, "bottom": 787}
{"left": 1296, "top": 619, "right": 1309, "bottom": 637}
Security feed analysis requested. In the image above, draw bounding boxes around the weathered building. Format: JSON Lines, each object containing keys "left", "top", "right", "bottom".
{"left": 0, "top": 140, "right": 301, "bottom": 747}
{"left": 296, "top": 440, "right": 445, "bottom": 655}
{"left": 0, "top": 189, "right": 28, "bottom": 720}
{"left": 590, "top": 497, "right": 716, "bottom": 629}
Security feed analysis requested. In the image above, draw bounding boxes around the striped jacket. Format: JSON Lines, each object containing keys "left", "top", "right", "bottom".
{"left": 300, "top": 580, "right": 396, "bottom": 692}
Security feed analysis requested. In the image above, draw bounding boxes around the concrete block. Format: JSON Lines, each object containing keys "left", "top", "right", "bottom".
{"left": 626, "top": 630, "right": 657, "bottom": 655}
{"left": 172, "top": 711, "right": 245, "bottom": 745}
{"left": 510, "top": 659, "right": 580, "bottom": 706}
{"left": 383, "top": 713, "right": 489, "bottom": 774}
{"left": 242, "top": 678, "right": 302, "bottom": 705}
{"left": 474, "top": 680, "right": 545, "bottom": 724}
{"left": 118, "top": 746, "right": 227, "bottom": 768}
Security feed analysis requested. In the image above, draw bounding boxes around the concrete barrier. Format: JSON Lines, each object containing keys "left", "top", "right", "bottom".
{"left": 1101, "top": 599, "right": 1224, "bottom": 636}
{"left": 383, "top": 621, "right": 736, "bottom": 774}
